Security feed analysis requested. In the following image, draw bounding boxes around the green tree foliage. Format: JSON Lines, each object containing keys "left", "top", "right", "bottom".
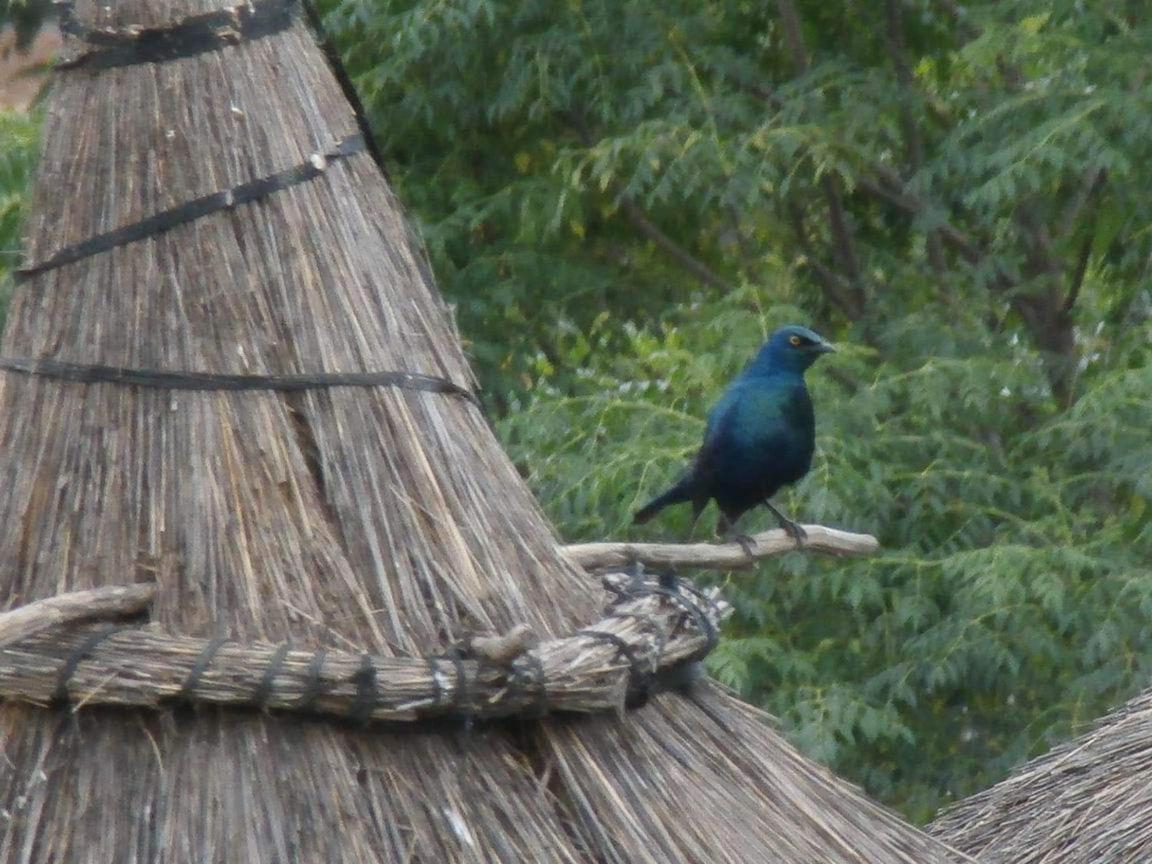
{"left": 0, "top": 111, "right": 38, "bottom": 311}
{"left": 324, "top": 0, "right": 1152, "bottom": 820}
{"left": 0, "top": 0, "right": 1149, "bottom": 824}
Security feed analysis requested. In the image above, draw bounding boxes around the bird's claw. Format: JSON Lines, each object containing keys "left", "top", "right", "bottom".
{"left": 722, "top": 532, "right": 758, "bottom": 561}
{"left": 781, "top": 520, "right": 807, "bottom": 547}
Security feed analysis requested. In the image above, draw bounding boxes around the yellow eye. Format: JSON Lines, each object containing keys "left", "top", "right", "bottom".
{"left": 789, "top": 335, "right": 803, "bottom": 346}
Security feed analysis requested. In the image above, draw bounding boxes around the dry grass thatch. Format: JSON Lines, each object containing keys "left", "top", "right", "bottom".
{"left": 930, "top": 687, "right": 1152, "bottom": 863}
{"left": 0, "top": 575, "right": 730, "bottom": 721}
{"left": 0, "top": 1, "right": 973, "bottom": 861}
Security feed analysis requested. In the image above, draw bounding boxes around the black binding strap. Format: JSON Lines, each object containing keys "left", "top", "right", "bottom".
{"left": 0, "top": 357, "right": 478, "bottom": 404}
{"left": 446, "top": 647, "right": 469, "bottom": 711}
{"left": 445, "top": 646, "right": 475, "bottom": 731}
{"left": 179, "top": 636, "right": 229, "bottom": 701}
{"left": 52, "top": 624, "right": 126, "bottom": 705}
{"left": 507, "top": 652, "right": 549, "bottom": 718}
{"left": 252, "top": 641, "right": 293, "bottom": 710}
{"left": 425, "top": 656, "right": 445, "bottom": 707}
{"left": 58, "top": 0, "right": 297, "bottom": 72}
{"left": 298, "top": 648, "right": 329, "bottom": 712}
{"left": 579, "top": 627, "right": 656, "bottom": 708}
{"left": 645, "top": 585, "right": 719, "bottom": 661}
{"left": 17, "top": 133, "right": 365, "bottom": 279}
{"left": 579, "top": 628, "right": 644, "bottom": 670}
{"left": 672, "top": 579, "right": 724, "bottom": 657}
{"left": 525, "top": 653, "right": 549, "bottom": 717}
{"left": 348, "top": 653, "right": 378, "bottom": 725}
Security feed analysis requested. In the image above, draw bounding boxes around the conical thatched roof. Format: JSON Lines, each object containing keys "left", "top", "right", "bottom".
{"left": 930, "top": 688, "right": 1152, "bottom": 863}
{"left": 0, "top": 2, "right": 972, "bottom": 861}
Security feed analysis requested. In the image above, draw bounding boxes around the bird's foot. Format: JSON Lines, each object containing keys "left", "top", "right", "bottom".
{"left": 780, "top": 519, "right": 807, "bottom": 547}
{"left": 762, "top": 501, "right": 807, "bottom": 549}
{"left": 722, "top": 532, "right": 759, "bottom": 561}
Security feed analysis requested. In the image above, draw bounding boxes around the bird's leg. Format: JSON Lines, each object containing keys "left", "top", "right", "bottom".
{"left": 717, "top": 513, "right": 758, "bottom": 561}
{"left": 763, "top": 501, "right": 807, "bottom": 546}
{"left": 685, "top": 498, "right": 708, "bottom": 544}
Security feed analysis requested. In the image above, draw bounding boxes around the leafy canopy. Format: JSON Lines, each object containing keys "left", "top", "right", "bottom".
{"left": 323, "top": 0, "right": 1152, "bottom": 821}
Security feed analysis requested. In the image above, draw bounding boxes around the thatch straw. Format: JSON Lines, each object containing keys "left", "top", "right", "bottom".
{"left": 0, "top": 1, "right": 972, "bottom": 861}
{"left": 0, "top": 584, "right": 155, "bottom": 647}
{"left": 930, "top": 688, "right": 1152, "bottom": 863}
{"left": 0, "top": 575, "right": 729, "bottom": 721}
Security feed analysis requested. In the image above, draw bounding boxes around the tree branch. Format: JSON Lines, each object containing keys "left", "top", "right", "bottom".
{"left": 774, "top": 0, "right": 867, "bottom": 317}
{"left": 788, "top": 203, "right": 861, "bottom": 317}
{"left": 819, "top": 174, "right": 867, "bottom": 312}
{"left": 1059, "top": 168, "right": 1107, "bottom": 240}
{"left": 856, "top": 174, "right": 983, "bottom": 264}
{"left": 1063, "top": 229, "right": 1094, "bottom": 315}
{"left": 1012, "top": 206, "right": 1079, "bottom": 405}
{"left": 775, "top": 0, "right": 810, "bottom": 71}
{"left": 619, "top": 197, "right": 730, "bottom": 290}
{"left": 562, "top": 525, "right": 881, "bottom": 571}
{"left": 883, "top": 0, "right": 945, "bottom": 271}
{"left": 563, "top": 110, "right": 731, "bottom": 291}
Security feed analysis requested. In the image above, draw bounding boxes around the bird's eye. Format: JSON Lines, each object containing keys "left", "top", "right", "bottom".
{"left": 789, "top": 335, "right": 803, "bottom": 346}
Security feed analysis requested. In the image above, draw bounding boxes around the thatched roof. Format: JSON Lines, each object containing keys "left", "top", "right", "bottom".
{"left": 931, "top": 688, "right": 1152, "bottom": 863}
{"left": 0, "top": 1, "right": 972, "bottom": 860}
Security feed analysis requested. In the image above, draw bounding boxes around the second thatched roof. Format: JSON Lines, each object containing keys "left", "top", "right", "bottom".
{"left": 930, "top": 686, "right": 1152, "bottom": 863}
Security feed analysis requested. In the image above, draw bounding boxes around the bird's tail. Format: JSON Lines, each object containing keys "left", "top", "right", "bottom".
{"left": 633, "top": 478, "right": 696, "bottom": 524}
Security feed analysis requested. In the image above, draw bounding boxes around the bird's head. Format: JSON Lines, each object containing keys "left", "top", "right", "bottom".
{"left": 750, "top": 325, "right": 836, "bottom": 375}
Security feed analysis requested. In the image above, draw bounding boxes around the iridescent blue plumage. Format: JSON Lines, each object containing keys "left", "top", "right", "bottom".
{"left": 633, "top": 325, "right": 835, "bottom": 539}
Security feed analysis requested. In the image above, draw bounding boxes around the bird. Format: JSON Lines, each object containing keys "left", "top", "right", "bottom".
{"left": 633, "top": 324, "right": 835, "bottom": 544}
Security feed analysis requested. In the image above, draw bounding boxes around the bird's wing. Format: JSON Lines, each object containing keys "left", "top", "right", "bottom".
{"left": 693, "top": 387, "right": 746, "bottom": 481}
{"left": 701, "top": 388, "right": 741, "bottom": 450}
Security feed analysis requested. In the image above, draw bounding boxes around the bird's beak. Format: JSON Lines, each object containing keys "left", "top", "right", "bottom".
{"left": 816, "top": 340, "right": 837, "bottom": 354}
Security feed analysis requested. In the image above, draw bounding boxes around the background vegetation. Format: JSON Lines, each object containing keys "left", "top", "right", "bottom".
{"left": 3, "top": 0, "right": 1151, "bottom": 822}
{"left": 0, "top": 111, "right": 35, "bottom": 293}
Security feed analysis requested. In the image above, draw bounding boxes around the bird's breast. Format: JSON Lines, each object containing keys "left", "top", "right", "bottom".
{"left": 700, "top": 380, "right": 816, "bottom": 499}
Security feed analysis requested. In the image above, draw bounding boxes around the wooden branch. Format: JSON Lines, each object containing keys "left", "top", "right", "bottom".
{"left": 883, "top": 0, "right": 945, "bottom": 272}
{"left": 775, "top": 0, "right": 810, "bottom": 72}
{"left": 561, "top": 108, "right": 729, "bottom": 291}
{"left": 787, "top": 202, "right": 860, "bottom": 317}
{"left": 0, "top": 584, "right": 156, "bottom": 648}
{"left": 1059, "top": 168, "right": 1105, "bottom": 314}
{"left": 0, "top": 577, "right": 728, "bottom": 722}
{"left": 939, "top": 0, "right": 981, "bottom": 40}
{"left": 1063, "top": 226, "right": 1094, "bottom": 315}
{"left": 856, "top": 174, "right": 984, "bottom": 265}
{"left": 562, "top": 525, "right": 880, "bottom": 571}
{"left": 819, "top": 174, "right": 867, "bottom": 315}
{"left": 619, "top": 197, "right": 730, "bottom": 290}
{"left": 1059, "top": 167, "right": 1107, "bottom": 241}
{"left": 774, "top": 0, "right": 866, "bottom": 318}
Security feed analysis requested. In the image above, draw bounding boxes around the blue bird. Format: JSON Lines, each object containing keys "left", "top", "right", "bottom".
{"left": 633, "top": 324, "right": 835, "bottom": 542}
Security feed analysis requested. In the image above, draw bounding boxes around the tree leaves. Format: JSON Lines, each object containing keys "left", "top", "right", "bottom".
{"left": 0, "top": 111, "right": 38, "bottom": 313}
